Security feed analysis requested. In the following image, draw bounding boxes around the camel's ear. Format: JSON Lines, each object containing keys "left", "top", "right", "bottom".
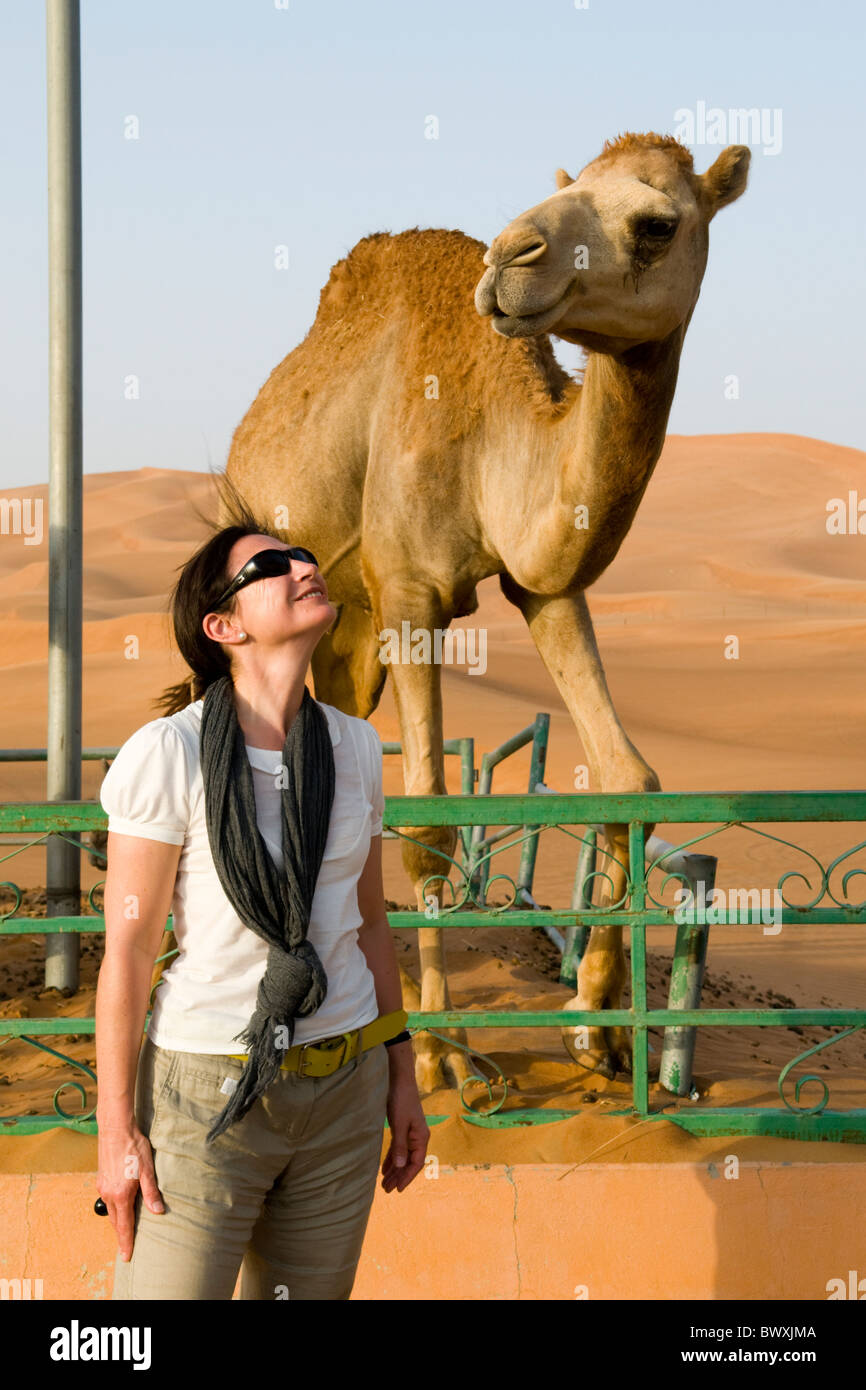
{"left": 700, "top": 145, "right": 750, "bottom": 219}
{"left": 555, "top": 167, "right": 575, "bottom": 190}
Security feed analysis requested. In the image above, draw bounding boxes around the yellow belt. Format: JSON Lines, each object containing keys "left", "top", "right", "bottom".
{"left": 229, "top": 1008, "right": 409, "bottom": 1078}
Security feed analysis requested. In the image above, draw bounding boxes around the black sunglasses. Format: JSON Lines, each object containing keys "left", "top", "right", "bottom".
{"left": 214, "top": 546, "right": 320, "bottom": 612}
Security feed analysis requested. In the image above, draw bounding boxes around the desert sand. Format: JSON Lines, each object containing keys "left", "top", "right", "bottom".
{"left": 1, "top": 431, "right": 865, "bottom": 1173}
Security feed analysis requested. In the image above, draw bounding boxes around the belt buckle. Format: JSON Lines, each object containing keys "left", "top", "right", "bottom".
{"left": 297, "top": 1032, "right": 350, "bottom": 1078}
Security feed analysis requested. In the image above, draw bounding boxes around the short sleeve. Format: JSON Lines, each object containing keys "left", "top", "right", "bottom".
{"left": 365, "top": 722, "right": 385, "bottom": 837}
{"left": 99, "top": 720, "right": 189, "bottom": 846}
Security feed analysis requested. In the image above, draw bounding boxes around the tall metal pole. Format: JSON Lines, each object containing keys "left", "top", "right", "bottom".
{"left": 44, "top": 0, "right": 82, "bottom": 991}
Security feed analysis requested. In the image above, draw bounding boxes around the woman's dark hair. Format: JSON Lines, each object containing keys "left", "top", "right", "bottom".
{"left": 151, "top": 469, "right": 288, "bottom": 718}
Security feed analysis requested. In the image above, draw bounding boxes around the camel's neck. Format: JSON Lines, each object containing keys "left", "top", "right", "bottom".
{"left": 550, "top": 325, "right": 685, "bottom": 584}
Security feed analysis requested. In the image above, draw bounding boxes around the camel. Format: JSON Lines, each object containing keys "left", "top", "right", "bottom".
{"left": 217, "top": 130, "right": 750, "bottom": 1092}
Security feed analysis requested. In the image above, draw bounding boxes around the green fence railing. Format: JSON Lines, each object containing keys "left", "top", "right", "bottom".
{"left": 1, "top": 790, "right": 865, "bottom": 1142}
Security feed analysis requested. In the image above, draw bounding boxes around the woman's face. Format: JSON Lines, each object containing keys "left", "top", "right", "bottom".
{"left": 216, "top": 534, "right": 336, "bottom": 647}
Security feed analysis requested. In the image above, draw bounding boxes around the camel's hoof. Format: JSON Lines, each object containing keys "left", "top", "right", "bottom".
{"left": 414, "top": 1057, "right": 444, "bottom": 1096}
{"left": 562, "top": 1025, "right": 617, "bottom": 1080}
{"left": 445, "top": 1048, "right": 479, "bottom": 1091}
{"left": 583, "top": 1050, "right": 617, "bottom": 1084}
{"left": 609, "top": 1045, "right": 633, "bottom": 1076}
{"left": 413, "top": 1036, "right": 476, "bottom": 1095}
{"left": 570, "top": 1049, "right": 618, "bottom": 1081}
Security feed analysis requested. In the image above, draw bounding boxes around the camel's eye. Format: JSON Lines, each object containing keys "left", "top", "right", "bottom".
{"left": 634, "top": 216, "right": 678, "bottom": 243}
{"left": 631, "top": 215, "right": 679, "bottom": 272}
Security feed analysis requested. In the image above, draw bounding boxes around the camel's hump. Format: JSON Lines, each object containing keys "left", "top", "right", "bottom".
{"left": 315, "top": 227, "right": 489, "bottom": 321}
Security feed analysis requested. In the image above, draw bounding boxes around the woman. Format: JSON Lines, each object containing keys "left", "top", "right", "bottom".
{"left": 95, "top": 487, "right": 429, "bottom": 1300}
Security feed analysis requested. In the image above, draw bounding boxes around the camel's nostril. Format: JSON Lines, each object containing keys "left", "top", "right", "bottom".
{"left": 509, "top": 238, "right": 548, "bottom": 267}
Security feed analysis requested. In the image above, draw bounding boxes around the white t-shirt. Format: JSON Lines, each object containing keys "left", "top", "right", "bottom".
{"left": 99, "top": 696, "right": 383, "bottom": 1054}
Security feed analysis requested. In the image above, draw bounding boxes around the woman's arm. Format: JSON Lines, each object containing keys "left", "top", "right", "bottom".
{"left": 95, "top": 831, "right": 182, "bottom": 1258}
{"left": 356, "top": 832, "right": 430, "bottom": 1191}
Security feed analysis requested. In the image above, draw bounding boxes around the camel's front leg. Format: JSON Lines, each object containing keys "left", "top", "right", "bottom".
{"left": 377, "top": 588, "right": 477, "bottom": 1095}
{"left": 398, "top": 918, "right": 477, "bottom": 1096}
{"left": 562, "top": 851, "right": 633, "bottom": 1079}
{"left": 498, "top": 578, "right": 659, "bottom": 1076}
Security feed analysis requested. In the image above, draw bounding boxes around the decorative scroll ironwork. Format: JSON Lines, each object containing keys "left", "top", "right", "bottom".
{"left": 14, "top": 1035, "right": 96, "bottom": 1122}
{"left": 777, "top": 1026, "right": 865, "bottom": 1116}
{"left": 640, "top": 820, "right": 866, "bottom": 918}
{"left": 388, "top": 822, "right": 631, "bottom": 913}
{"left": 825, "top": 839, "right": 866, "bottom": 911}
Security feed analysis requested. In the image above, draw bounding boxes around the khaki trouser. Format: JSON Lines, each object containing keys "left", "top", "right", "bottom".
{"left": 111, "top": 1032, "right": 390, "bottom": 1300}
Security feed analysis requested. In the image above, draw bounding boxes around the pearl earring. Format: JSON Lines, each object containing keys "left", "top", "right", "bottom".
{"left": 238, "top": 632, "right": 247, "bottom": 640}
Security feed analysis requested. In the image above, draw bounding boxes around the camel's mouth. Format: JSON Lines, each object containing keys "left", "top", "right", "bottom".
{"left": 490, "top": 279, "right": 578, "bottom": 338}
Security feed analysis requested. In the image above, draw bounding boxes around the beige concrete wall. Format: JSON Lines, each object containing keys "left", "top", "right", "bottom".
{"left": 1, "top": 1162, "right": 863, "bottom": 1301}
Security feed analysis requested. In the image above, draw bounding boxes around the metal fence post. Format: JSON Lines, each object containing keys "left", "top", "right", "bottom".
{"left": 659, "top": 854, "right": 717, "bottom": 1096}
{"left": 560, "top": 829, "right": 597, "bottom": 987}
{"left": 44, "top": 0, "right": 83, "bottom": 992}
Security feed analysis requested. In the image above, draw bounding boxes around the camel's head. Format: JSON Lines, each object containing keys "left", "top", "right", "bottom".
{"left": 475, "top": 132, "right": 749, "bottom": 353}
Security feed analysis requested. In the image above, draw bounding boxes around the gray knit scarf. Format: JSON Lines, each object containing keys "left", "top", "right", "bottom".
{"left": 198, "top": 674, "right": 335, "bottom": 1142}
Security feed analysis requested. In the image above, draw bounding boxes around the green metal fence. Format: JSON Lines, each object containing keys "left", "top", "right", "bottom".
{"left": 1, "top": 789, "right": 865, "bottom": 1142}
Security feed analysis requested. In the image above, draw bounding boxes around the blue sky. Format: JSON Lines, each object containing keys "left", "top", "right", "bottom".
{"left": 1, "top": 0, "right": 864, "bottom": 491}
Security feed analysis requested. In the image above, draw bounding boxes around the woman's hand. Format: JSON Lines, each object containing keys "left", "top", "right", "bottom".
{"left": 381, "top": 1074, "right": 430, "bottom": 1192}
{"left": 96, "top": 1123, "right": 165, "bottom": 1262}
